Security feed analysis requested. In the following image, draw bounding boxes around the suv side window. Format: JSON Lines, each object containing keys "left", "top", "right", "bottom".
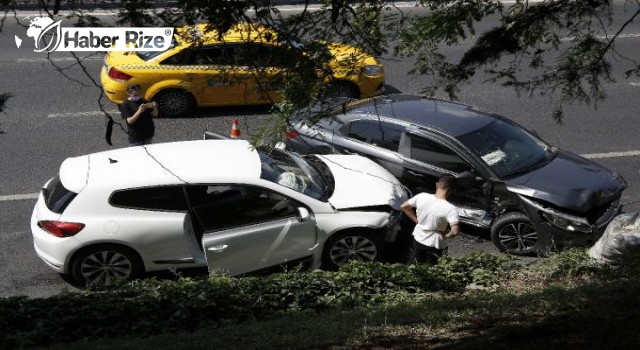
{"left": 110, "top": 186, "right": 188, "bottom": 211}
{"left": 345, "top": 119, "right": 403, "bottom": 151}
{"left": 186, "top": 185, "right": 298, "bottom": 232}
{"left": 410, "top": 136, "right": 470, "bottom": 173}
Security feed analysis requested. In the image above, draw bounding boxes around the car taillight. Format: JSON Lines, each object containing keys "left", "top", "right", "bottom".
{"left": 38, "top": 221, "right": 85, "bottom": 237}
{"left": 108, "top": 67, "right": 133, "bottom": 81}
{"left": 284, "top": 130, "right": 299, "bottom": 139}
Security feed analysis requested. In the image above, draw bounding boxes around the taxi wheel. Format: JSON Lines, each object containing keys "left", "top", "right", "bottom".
{"left": 154, "top": 89, "right": 195, "bottom": 118}
{"left": 323, "top": 81, "right": 360, "bottom": 99}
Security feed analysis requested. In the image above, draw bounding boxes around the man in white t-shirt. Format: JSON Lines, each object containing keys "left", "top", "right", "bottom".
{"left": 400, "top": 174, "right": 460, "bottom": 264}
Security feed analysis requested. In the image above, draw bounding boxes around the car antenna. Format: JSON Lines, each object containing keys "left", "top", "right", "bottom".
{"left": 109, "top": 158, "right": 118, "bottom": 164}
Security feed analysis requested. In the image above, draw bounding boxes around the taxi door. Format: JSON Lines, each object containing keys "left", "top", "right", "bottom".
{"left": 186, "top": 44, "right": 246, "bottom": 106}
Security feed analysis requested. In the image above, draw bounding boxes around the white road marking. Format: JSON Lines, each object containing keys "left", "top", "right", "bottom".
{"left": 562, "top": 33, "right": 640, "bottom": 41}
{"left": 581, "top": 150, "right": 640, "bottom": 159}
{"left": 48, "top": 110, "right": 119, "bottom": 118}
{"left": 16, "top": 57, "right": 103, "bottom": 63}
{"left": 2, "top": 1, "right": 574, "bottom": 18}
{"left": 0, "top": 193, "right": 39, "bottom": 202}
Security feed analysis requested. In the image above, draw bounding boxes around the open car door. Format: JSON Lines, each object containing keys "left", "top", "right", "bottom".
{"left": 202, "top": 208, "right": 317, "bottom": 276}
{"left": 187, "top": 184, "right": 318, "bottom": 276}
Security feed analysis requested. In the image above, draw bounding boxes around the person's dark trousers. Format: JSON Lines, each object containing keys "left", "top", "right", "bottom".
{"left": 390, "top": 215, "right": 416, "bottom": 263}
{"left": 412, "top": 240, "right": 444, "bottom": 265}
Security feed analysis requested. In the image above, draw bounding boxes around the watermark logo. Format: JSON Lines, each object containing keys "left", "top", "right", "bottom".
{"left": 15, "top": 16, "right": 174, "bottom": 52}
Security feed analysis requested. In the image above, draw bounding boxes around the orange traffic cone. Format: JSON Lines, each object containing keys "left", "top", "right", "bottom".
{"left": 230, "top": 118, "right": 241, "bottom": 139}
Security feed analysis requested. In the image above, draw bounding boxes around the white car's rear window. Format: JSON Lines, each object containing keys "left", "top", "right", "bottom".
{"left": 43, "top": 175, "right": 77, "bottom": 214}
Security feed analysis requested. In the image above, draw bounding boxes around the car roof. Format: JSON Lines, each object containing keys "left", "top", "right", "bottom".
{"left": 59, "top": 140, "right": 261, "bottom": 193}
{"left": 175, "top": 23, "right": 279, "bottom": 47}
{"left": 342, "top": 94, "right": 497, "bottom": 137}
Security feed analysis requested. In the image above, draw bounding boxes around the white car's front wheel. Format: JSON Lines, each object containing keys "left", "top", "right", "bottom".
{"left": 70, "top": 245, "right": 143, "bottom": 288}
{"left": 323, "top": 231, "right": 383, "bottom": 270}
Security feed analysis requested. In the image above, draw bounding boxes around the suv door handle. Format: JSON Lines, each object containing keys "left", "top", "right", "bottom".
{"left": 207, "top": 244, "right": 229, "bottom": 253}
{"left": 406, "top": 170, "right": 425, "bottom": 177}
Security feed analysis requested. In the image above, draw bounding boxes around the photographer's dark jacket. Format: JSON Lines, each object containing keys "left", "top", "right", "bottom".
{"left": 121, "top": 98, "right": 155, "bottom": 143}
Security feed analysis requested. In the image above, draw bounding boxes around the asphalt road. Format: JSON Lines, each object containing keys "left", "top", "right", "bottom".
{"left": 1, "top": 2, "right": 640, "bottom": 298}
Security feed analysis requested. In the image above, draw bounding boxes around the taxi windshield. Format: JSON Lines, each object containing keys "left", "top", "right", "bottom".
{"left": 136, "top": 36, "right": 179, "bottom": 61}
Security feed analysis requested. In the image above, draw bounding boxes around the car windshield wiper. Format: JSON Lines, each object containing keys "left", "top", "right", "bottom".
{"left": 503, "top": 149, "right": 557, "bottom": 178}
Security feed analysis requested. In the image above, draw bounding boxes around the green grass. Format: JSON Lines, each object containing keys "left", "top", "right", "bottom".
{"left": 37, "top": 280, "right": 640, "bottom": 350}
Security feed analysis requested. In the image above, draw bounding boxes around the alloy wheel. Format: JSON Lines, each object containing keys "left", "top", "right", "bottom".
{"left": 324, "top": 82, "right": 359, "bottom": 99}
{"left": 79, "top": 250, "right": 133, "bottom": 287}
{"left": 497, "top": 221, "right": 538, "bottom": 253}
{"left": 328, "top": 235, "right": 378, "bottom": 266}
{"left": 156, "top": 90, "right": 192, "bottom": 117}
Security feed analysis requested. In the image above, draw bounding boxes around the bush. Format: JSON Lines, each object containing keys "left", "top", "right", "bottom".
{"left": 0, "top": 254, "right": 522, "bottom": 348}
{"left": 536, "top": 248, "right": 603, "bottom": 279}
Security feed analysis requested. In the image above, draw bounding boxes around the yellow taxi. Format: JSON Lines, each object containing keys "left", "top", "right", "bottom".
{"left": 100, "top": 23, "right": 385, "bottom": 117}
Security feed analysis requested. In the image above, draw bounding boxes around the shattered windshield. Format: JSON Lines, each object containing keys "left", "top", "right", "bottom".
{"left": 259, "top": 150, "right": 327, "bottom": 201}
{"left": 456, "top": 118, "right": 554, "bottom": 178}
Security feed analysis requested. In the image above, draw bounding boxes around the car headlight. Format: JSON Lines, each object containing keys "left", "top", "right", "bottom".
{"left": 541, "top": 212, "right": 592, "bottom": 233}
{"left": 362, "top": 65, "right": 384, "bottom": 76}
{"left": 519, "top": 195, "right": 592, "bottom": 233}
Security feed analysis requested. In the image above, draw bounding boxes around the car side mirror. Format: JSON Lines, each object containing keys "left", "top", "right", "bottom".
{"left": 456, "top": 170, "right": 474, "bottom": 180}
{"left": 297, "top": 207, "right": 310, "bottom": 222}
{"left": 457, "top": 170, "right": 483, "bottom": 182}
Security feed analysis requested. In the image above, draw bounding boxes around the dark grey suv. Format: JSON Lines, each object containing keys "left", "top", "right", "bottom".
{"left": 284, "top": 95, "right": 627, "bottom": 255}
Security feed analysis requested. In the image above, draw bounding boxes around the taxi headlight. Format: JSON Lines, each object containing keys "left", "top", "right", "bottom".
{"left": 363, "top": 65, "right": 384, "bottom": 76}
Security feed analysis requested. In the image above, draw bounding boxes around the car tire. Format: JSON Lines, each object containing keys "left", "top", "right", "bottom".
{"left": 322, "top": 230, "right": 383, "bottom": 270}
{"left": 154, "top": 89, "right": 195, "bottom": 118}
{"left": 323, "top": 81, "right": 360, "bottom": 99}
{"left": 490, "top": 212, "right": 539, "bottom": 256}
{"left": 70, "top": 245, "right": 143, "bottom": 288}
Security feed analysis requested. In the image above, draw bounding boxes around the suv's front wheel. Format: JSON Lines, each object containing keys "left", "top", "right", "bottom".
{"left": 322, "top": 230, "right": 383, "bottom": 269}
{"left": 491, "top": 212, "right": 538, "bottom": 256}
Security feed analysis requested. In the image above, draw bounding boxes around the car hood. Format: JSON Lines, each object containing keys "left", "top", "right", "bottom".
{"left": 325, "top": 42, "right": 381, "bottom": 69}
{"left": 506, "top": 150, "right": 626, "bottom": 213}
{"left": 316, "top": 154, "right": 407, "bottom": 210}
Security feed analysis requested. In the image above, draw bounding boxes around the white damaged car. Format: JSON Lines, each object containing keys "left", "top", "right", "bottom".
{"left": 31, "top": 140, "right": 407, "bottom": 286}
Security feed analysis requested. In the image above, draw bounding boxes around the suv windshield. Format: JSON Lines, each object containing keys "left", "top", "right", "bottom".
{"left": 456, "top": 118, "right": 554, "bottom": 178}
{"left": 259, "top": 150, "right": 328, "bottom": 201}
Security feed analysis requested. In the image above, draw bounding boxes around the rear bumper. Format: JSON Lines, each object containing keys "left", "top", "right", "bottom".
{"left": 100, "top": 65, "right": 127, "bottom": 104}
{"left": 30, "top": 195, "right": 76, "bottom": 274}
